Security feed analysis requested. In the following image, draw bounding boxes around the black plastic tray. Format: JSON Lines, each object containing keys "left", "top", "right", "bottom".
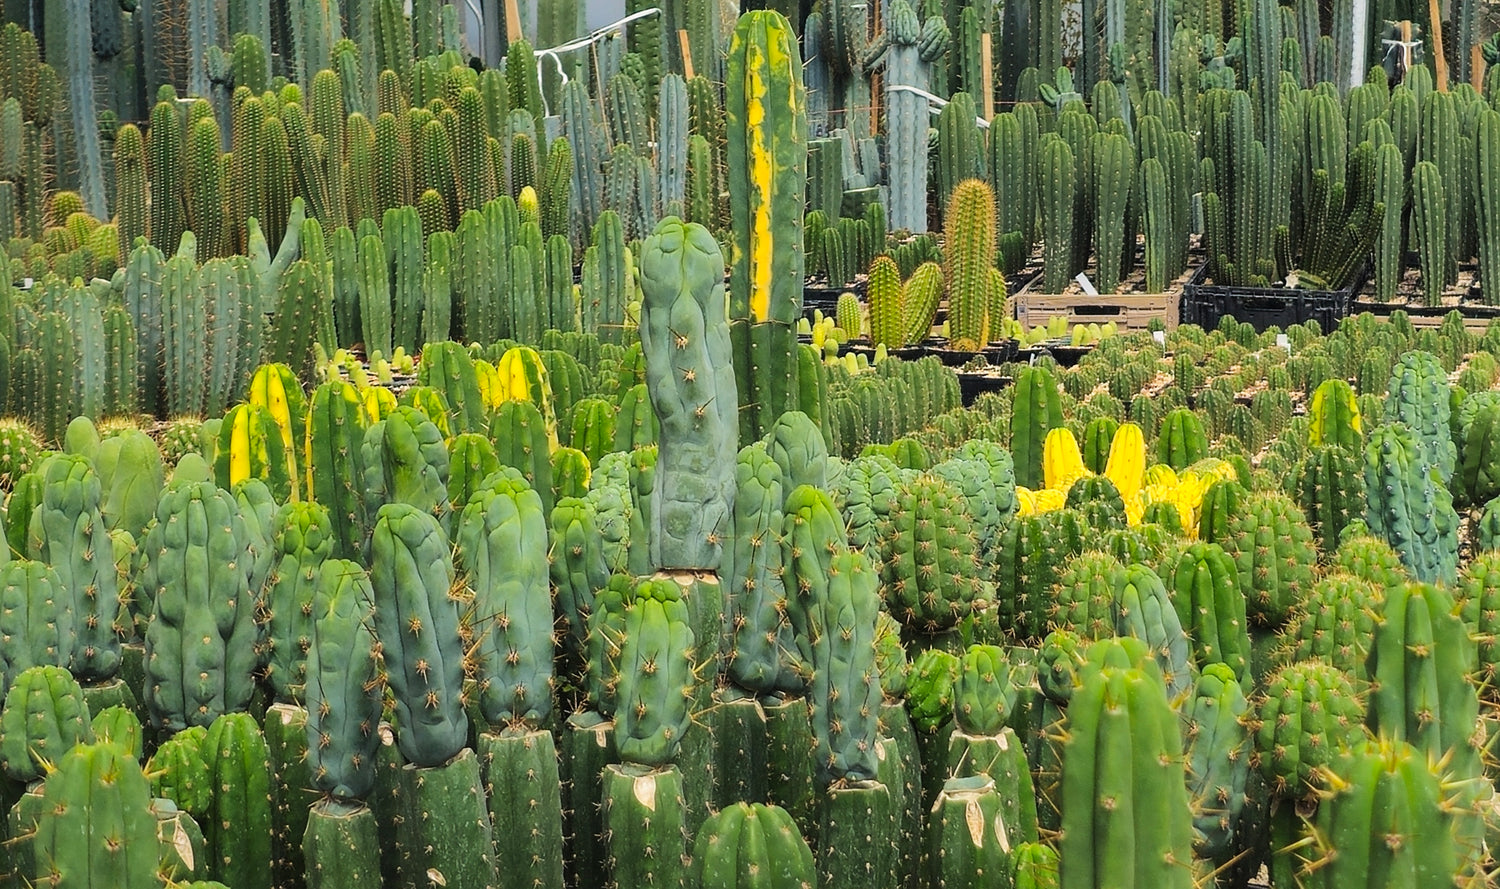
{"left": 1181, "top": 263, "right": 1368, "bottom": 332}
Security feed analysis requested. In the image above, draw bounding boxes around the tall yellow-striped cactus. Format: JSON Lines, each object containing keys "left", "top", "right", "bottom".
{"left": 727, "top": 10, "right": 808, "bottom": 443}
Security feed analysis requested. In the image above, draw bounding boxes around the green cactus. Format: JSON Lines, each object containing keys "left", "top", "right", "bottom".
{"left": 200, "top": 712, "right": 273, "bottom": 889}
{"left": 723, "top": 443, "right": 797, "bottom": 694}
{"left": 30, "top": 741, "right": 157, "bottom": 888}
{"left": 806, "top": 547, "right": 881, "bottom": 785}
{"left": 141, "top": 480, "right": 258, "bottom": 734}
{"left": 691, "top": 802, "right": 815, "bottom": 889}
{"left": 1166, "top": 543, "right": 1250, "bottom": 683}
{"left": 638, "top": 218, "right": 738, "bottom": 570}
{"left": 944, "top": 179, "right": 997, "bottom": 350}
{"left": 1363, "top": 423, "right": 1460, "bottom": 586}
{"left": 1039, "top": 136, "right": 1077, "bottom": 293}
{"left": 259, "top": 501, "right": 334, "bottom": 705}
{"left": 305, "top": 559, "right": 381, "bottom": 801}
{"left": 878, "top": 473, "right": 982, "bottom": 635}
{"left": 614, "top": 577, "right": 695, "bottom": 767}
{"left": 1011, "top": 364, "right": 1065, "bottom": 490}
{"left": 369, "top": 503, "right": 467, "bottom": 767}
{"left": 1302, "top": 737, "right": 1466, "bottom": 889}
{"left": 1059, "top": 639, "right": 1194, "bottom": 889}
{"left": 1294, "top": 444, "right": 1366, "bottom": 556}
{"left": 1181, "top": 664, "right": 1253, "bottom": 871}
{"left": 1367, "top": 581, "right": 1481, "bottom": 783}
{"left": 1382, "top": 350, "right": 1456, "bottom": 483}
{"left": 1253, "top": 660, "right": 1364, "bottom": 799}
{"left": 0, "top": 664, "right": 92, "bottom": 784}
{"left": 455, "top": 467, "right": 553, "bottom": 727}
{"left": 146, "top": 725, "right": 211, "bottom": 820}
{"left": 1220, "top": 491, "right": 1317, "bottom": 628}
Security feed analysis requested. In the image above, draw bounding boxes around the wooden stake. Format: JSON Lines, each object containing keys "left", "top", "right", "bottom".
{"left": 1473, "top": 44, "right": 1486, "bottom": 91}
{"left": 679, "top": 30, "right": 695, "bottom": 81}
{"left": 1427, "top": 0, "right": 1449, "bottom": 91}
{"left": 980, "top": 33, "right": 994, "bottom": 120}
{"left": 505, "top": 0, "right": 523, "bottom": 43}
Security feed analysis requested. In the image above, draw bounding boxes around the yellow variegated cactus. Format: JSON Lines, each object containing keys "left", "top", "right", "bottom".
{"left": 1043, "top": 427, "right": 1088, "bottom": 492}
{"left": 362, "top": 385, "right": 397, "bottom": 423}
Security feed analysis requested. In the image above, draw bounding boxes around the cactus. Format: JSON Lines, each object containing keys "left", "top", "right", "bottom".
{"left": 141, "top": 479, "right": 258, "bottom": 734}
{"left": 1303, "top": 737, "right": 1465, "bottom": 889}
{"left": 1363, "top": 423, "right": 1460, "bottom": 586}
{"left": 259, "top": 501, "right": 334, "bottom": 705}
{"left": 879, "top": 473, "right": 982, "bottom": 635}
{"left": 809, "top": 548, "right": 881, "bottom": 784}
{"left": 1294, "top": 444, "right": 1366, "bottom": 555}
{"left": 455, "top": 467, "right": 553, "bottom": 727}
{"left": 1382, "top": 350, "right": 1456, "bottom": 483}
{"left": 0, "top": 561, "right": 71, "bottom": 696}
{"left": 638, "top": 218, "right": 739, "bottom": 570}
{"left": 944, "top": 180, "right": 997, "bottom": 351}
{"left": 614, "top": 577, "right": 696, "bottom": 767}
{"left": 1059, "top": 640, "right": 1194, "bottom": 889}
{"left": 1181, "top": 664, "right": 1253, "bottom": 870}
{"left": 691, "top": 802, "right": 816, "bottom": 889}
{"left": 1220, "top": 491, "right": 1317, "bottom": 628}
{"left": 1011, "top": 364, "right": 1065, "bottom": 489}
{"left": 1367, "top": 581, "right": 1481, "bottom": 783}
{"left": 1253, "top": 659, "right": 1364, "bottom": 799}
{"left": 201, "top": 712, "right": 273, "bottom": 889}
{"left": 30, "top": 742, "right": 157, "bottom": 888}
{"left": 304, "top": 559, "right": 381, "bottom": 802}
{"left": 369, "top": 503, "right": 467, "bottom": 767}
{"left": 1039, "top": 136, "right": 1077, "bottom": 293}
{"left": 0, "top": 664, "right": 92, "bottom": 785}
{"left": 1166, "top": 543, "right": 1250, "bottom": 683}
{"left": 26, "top": 454, "right": 121, "bottom": 683}
{"left": 1091, "top": 132, "right": 1136, "bottom": 293}
{"left": 727, "top": 10, "right": 807, "bottom": 444}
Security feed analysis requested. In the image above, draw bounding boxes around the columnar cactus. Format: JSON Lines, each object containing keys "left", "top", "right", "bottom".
{"left": 141, "top": 478, "right": 259, "bottom": 733}
{"left": 1167, "top": 543, "right": 1250, "bottom": 682}
{"left": 305, "top": 559, "right": 381, "bottom": 801}
{"left": 26, "top": 455, "right": 120, "bottom": 683}
{"left": 0, "top": 664, "right": 92, "bottom": 785}
{"left": 1012, "top": 364, "right": 1065, "bottom": 490}
{"left": 614, "top": 577, "right": 696, "bottom": 766}
{"left": 202, "top": 712, "right": 273, "bottom": 889}
{"left": 1182, "top": 664, "right": 1253, "bottom": 870}
{"left": 691, "top": 802, "right": 816, "bottom": 889}
{"left": 724, "top": 442, "right": 797, "bottom": 693}
{"left": 878, "top": 473, "right": 982, "bottom": 635}
{"left": 810, "top": 548, "right": 881, "bottom": 784}
{"left": 260, "top": 501, "right": 334, "bottom": 704}
{"left": 638, "top": 217, "right": 739, "bottom": 570}
{"left": 1059, "top": 640, "right": 1194, "bottom": 889}
{"left": 726, "top": 10, "right": 807, "bottom": 443}
{"left": 944, "top": 180, "right": 997, "bottom": 351}
{"left": 1040, "top": 136, "right": 1077, "bottom": 293}
{"left": 1382, "top": 350, "right": 1456, "bottom": 483}
{"left": 1220, "top": 491, "right": 1318, "bottom": 628}
{"left": 369, "top": 503, "right": 467, "bottom": 767}
{"left": 30, "top": 742, "right": 158, "bottom": 888}
{"left": 1363, "top": 423, "right": 1461, "bottom": 585}
{"left": 1302, "top": 738, "right": 1465, "bottom": 889}
{"left": 455, "top": 467, "right": 554, "bottom": 727}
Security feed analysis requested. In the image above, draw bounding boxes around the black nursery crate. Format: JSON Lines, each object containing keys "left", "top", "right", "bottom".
{"left": 1180, "top": 263, "right": 1367, "bottom": 332}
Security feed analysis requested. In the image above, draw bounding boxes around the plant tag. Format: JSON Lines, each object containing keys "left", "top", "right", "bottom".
{"left": 1074, "top": 273, "right": 1099, "bottom": 296}
{"left": 1152, "top": 330, "right": 1166, "bottom": 346}
{"left": 1277, "top": 333, "right": 1290, "bottom": 352}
